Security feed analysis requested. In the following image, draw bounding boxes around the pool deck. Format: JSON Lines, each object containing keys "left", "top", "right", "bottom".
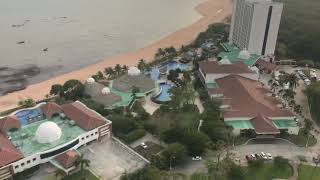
{"left": 225, "top": 119, "right": 298, "bottom": 130}
{"left": 8, "top": 116, "right": 85, "bottom": 157}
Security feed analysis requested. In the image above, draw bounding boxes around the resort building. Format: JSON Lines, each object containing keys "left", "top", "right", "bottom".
{"left": 85, "top": 67, "right": 157, "bottom": 109}
{"left": 218, "top": 42, "right": 278, "bottom": 74}
{"left": 198, "top": 61, "right": 299, "bottom": 136}
{"left": 229, "top": 0, "right": 283, "bottom": 55}
{"left": 0, "top": 101, "right": 112, "bottom": 180}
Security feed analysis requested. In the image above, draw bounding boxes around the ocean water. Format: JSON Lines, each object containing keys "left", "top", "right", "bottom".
{"left": 0, "top": 0, "right": 204, "bottom": 84}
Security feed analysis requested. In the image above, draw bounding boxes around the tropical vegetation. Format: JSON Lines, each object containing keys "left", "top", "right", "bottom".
{"left": 276, "top": 0, "right": 320, "bottom": 63}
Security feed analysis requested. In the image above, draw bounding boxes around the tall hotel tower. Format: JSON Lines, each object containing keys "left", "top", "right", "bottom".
{"left": 229, "top": 0, "right": 283, "bottom": 55}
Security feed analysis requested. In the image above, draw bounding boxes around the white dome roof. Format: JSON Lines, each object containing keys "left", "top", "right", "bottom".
{"left": 238, "top": 49, "right": 251, "bottom": 59}
{"left": 101, "top": 87, "right": 111, "bottom": 95}
{"left": 86, "top": 77, "right": 95, "bottom": 84}
{"left": 35, "top": 121, "right": 62, "bottom": 144}
{"left": 128, "top": 66, "right": 141, "bottom": 76}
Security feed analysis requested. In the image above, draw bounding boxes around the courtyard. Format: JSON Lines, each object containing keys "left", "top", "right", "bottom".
{"left": 80, "top": 138, "right": 148, "bottom": 180}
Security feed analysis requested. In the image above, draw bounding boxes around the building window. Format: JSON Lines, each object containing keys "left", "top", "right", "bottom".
{"left": 15, "top": 165, "right": 19, "bottom": 169}
{"left": 27, "top": 160, "right": 30, "bottom": 164}
{"left": 21, "top": 163, "right": 25, "bottom": 166}
{"left": 33, "top": 158, "right": 36, "bottom": 161}
{"left": 95, "top": 132, "right": 98, "bottom": 134}
{"left": 81, "top": 137, "right": 85, "bottom": 140}
{"left": 40, "top": 139, "right": 79, "bottom": 159}
{"left": 86, "top": 135, "right": 89, "bottom": 138}
{"left": 91, "top": 133, "right": 94, "bottom": 136}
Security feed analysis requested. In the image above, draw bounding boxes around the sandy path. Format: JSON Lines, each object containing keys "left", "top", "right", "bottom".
{"left": 0, "top": 0, "right": 232, "bottom": 112}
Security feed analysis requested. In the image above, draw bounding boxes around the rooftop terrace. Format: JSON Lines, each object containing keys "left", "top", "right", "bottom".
{"left": 219, "top": 42, "right": 260, "bottom": 66}
{"left": 225, "top": 119, "right": 297, "bottom": 130}
{"left": 8, "top": 116, "right": 85, "bottom": 157}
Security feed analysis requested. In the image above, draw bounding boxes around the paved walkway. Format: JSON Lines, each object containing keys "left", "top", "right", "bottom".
{"left": 288, "top": 161, "right": 299, "bottom": 180}
{"left": 142, "top": 95, "right": 160, "bottom": 115}
{"left": 232, "top": 138, "right": 313, "bottom": 164}
{"left": 129, "top": 132, "right": 166, "bottom": 148}
{"left": 194, "top": 92, "right": 204, "bottom": 113}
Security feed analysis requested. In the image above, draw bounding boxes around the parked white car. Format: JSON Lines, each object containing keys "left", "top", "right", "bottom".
{"left": 304, "top": 79, "right": 311, "bottom": 85}
{"left": 260, "top": 152, "right": 268, "bottom": 160}
{"left": 192, "top": 156, "right": 202, "bottom": 161}
{"left": 141, "top": 142, "right": 148, "bottom": 149}
{"left": 266, "top": 153, "right": 273, "bottom": 160}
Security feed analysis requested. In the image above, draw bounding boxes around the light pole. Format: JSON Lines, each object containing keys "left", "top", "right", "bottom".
{"left": 169, "top": 156, "right": 175, "bottom": 171}
{"left": 305, "top": 133, "right": 310, "bottom": 148}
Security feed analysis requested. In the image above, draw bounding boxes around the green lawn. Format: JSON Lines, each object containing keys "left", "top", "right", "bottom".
{"left": 283, "top": 132, "right": 317, "bottom": 147}
{"left": 150, "top": 108, "right": 200, "bottom": 133}
{"left": 243, "top": 163, "right": 293, "bottom": 180}
{"left": 44, "top": 170, "right": 100, "bottom": 180}
{"left": 298, "top": 164, "right": 320, "bottom": 180}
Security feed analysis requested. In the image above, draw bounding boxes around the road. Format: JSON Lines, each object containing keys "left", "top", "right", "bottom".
{"left": 232, "top": 138, "right": 313, "bottom": 164}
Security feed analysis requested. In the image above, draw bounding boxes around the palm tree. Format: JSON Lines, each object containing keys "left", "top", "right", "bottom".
{"left": 122, "top": 65, "right": 129, "bottom": 73}
{"left": 215, "top": 140, "right": 226, "bottom": 167}
{"left": 54, "top": 169, "right": 66, "bottom": 180}
{"left": 288, "top": 99, "right": 296, "bottom": 108}
{"left": 155, "top": 48, "right": 165, "bottom": 58}
{"left": 137, "top": 59, "right": 147, "bottom": 71}
{"left": 288, "top": 73, "right": 299, "bottom": 89}
{"left": 271, "top": 82, "right": 279, "bottom": 93}
{"left": 75, "top": 155, "right": 90, "bottom": 179}
{"left": 114, "top": 64, "right": 123, "bottom": 76}
{"left": 282, "top": 89, "right": 296, "bottom": 101}
{"left": 182, "top": 82, "right": 196, "bottom": 105}
{"left": 294, "top": 104, "right": 303, "bottom": 115}
{"left": 18, "top": 98, "right": 36, "bottom": 108}
{"left": 104, "top": 67, "right": 115, "bottom": 79}
{"left": 131, "top": 86, "right": 140, "bottom": 100}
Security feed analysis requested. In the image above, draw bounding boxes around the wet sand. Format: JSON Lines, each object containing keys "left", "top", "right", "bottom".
{"left": 0, "top": 0, "right": 232, "bottom": 112}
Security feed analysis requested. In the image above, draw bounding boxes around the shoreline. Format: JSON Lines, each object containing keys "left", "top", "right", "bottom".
{"left": 0, "top": 0, "right": 232, "bottom": 112}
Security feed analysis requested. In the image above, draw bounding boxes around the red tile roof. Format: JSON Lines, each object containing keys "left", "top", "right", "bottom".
{"left": 40, "top": 102, "right": 63, "bottom": 119}
{"left": 250, "top": 114, "right": 280, "bottom": 134}
{"left": 215, "top": 75, "right": 294, "bottom": 118}
{"left": 55, "top": 150, "right": 78, "bottom": 169}
{"left": 0, "top": 133, "right": 23, "bottom": 167}
{"left": 61, "top": 101, "right": 107, "bottom": 131}
{"left": 0, "top": 116, "right": 21, "bottom": 132}
{"left": 199, "top": 61, "right": 252, "bottom": 74}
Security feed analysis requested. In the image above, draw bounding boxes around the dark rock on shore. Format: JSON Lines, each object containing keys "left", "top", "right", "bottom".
{"left": 0, "top": 65, "right": 41, "bottom": 96}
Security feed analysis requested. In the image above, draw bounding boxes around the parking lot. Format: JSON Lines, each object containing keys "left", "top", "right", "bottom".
{"left": 232, "top": 138, "right": 313, "bottom": 165}
{"left": 81, "top": 139, "right": 147, "bottom": 180}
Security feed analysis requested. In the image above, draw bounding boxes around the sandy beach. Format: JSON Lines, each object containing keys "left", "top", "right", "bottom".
{"left": 0, "top": 0, "right": 231, "bottom": 112}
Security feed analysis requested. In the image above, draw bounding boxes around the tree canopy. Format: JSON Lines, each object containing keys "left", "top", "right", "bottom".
{"left": 62, "top": 79, "right": 85, "bottom": 101}
{"left": 304, "top": 82, "right": 320, "bottom": 123}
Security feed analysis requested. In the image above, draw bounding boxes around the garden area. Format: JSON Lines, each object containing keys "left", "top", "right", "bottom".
{"left": 243, "top": 158, "right": 293, "bottom": 180}
{"left": 44, "top": 170, "right": 99, "bottom": 180}
{"left": 298, "top": 164, "right": 320, "bottom": 180}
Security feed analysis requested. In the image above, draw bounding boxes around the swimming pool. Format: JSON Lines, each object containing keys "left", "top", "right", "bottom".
{"left": 166, "top": 60, "right": 189, "bottom": 72}
{"left": 15, "top": 108, "right": 44, "bottom": 126}
{"left": 154, "top": 83, "right": 173, "bottom": 102}
{"left": 149, "top": 68, "right": 160, "bottom": 81}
